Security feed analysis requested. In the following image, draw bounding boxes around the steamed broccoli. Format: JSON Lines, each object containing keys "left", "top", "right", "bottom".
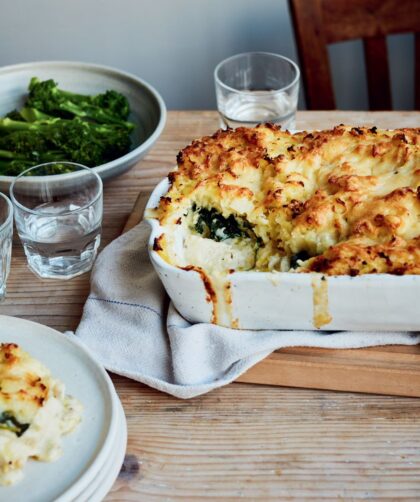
{"left": 1, "top": 107, "right": 56, "bottom": 125}
{"left": 0, "top": 158, "right": 74, "bottom": 176}
{"left": 20, "top": 106, "right": 57, "bottom": 122}
{"left": 5, "top": 109, "right": 25, "bottom": 121}
{"left": 27, "top": 77, "right": 134, "bottom": 130}
{"left": 0, "top": 77, "right": 134, "bottom": 175}
{"left": 0, "top": 127, "right": 68, "bottom": 175}
{"left": 0, "top": 116, "right": 62, "bottom": 138}
{"left": 0, "top": 118, "right": 131, "bottom": 174}
{"left": 50, "top": 119, "right": 132, "bottom": 166}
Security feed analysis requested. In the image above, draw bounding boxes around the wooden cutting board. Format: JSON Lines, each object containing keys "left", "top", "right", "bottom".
{"left": 124, "top": 192, "right": 420, "bottom": 398}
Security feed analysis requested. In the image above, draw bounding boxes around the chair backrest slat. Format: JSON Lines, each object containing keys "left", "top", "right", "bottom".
{"left": 363, "top": 36, "right": 392, "bottom": 110}
{"left": 415, "top": 32, "right": 420, "bottom": 110}
{"left": 289, "top": 0, "right": 335, "bottom": 109}
{"left": 322, "top": 0, "right": 420, "bottom": 43}
{"left": 289, "top": 0, "right": 420, "bottom": 110}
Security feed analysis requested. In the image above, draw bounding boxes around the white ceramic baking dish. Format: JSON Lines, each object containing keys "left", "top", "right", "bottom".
{"left": 146, "top": 178, "right": 420, "bottom": 331}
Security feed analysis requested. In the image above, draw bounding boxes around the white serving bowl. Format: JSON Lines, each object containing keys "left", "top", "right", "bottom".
{"left": 0, "top": 61, "right": 166, "bottom": 190}
{"left": 146, "top": 178, "right": 420, "bottom": 331}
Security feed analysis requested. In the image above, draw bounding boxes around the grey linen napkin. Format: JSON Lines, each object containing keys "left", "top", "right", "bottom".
{"left": 74, "top": 221, "right": 420, "bottom": 399}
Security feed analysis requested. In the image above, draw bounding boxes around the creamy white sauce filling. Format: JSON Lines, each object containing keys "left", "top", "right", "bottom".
{"left": 163, "top": 211, "right": 259, "bottom": 273}
{"left": 0, "top": 379, "right": 82, "bottom": 486}
{"left": 162, "top": 212, "right": 262, "bottom": 326}
{"left": 183, "top": 234, "right": 256, "bottom": 272}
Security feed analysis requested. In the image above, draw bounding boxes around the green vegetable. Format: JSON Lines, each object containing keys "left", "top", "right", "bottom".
{"left": 192, "top": 204, "right": 262, "bottom": 243}
{"left": 0, "top": 117, "right": 56, "bottom": 135}
{"left": 27, "top": 77, "right": 134, "bottom": 130}
{"left": 4, "top": 109, "right": 25, "bottom": 121}
{"left": 0, "top": 159, "right": 34, "bottom": 176}
{"left": 194, "top": 206, "right": 243, "bottom": 241}
{"left": 0, "top": 411, "right": 29, "bottom": 437}
{"left": 20, "top": 106, "right": 57, "bottom": 123}
{"left": 0, "top": 77, "right": 134, "bottom": 175}
{"left": 0, "top": 118, "right": 131, "bottom": 175}
{"left": 3, "top": 107, "right": 52, "bottom": 123}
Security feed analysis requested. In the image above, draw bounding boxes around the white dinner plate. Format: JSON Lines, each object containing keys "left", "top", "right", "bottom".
{"left": 75, "top": 398, "right": 127, "bottom": 502}
{"left": 0, "top": 315, "right": 120, "bottom": 502}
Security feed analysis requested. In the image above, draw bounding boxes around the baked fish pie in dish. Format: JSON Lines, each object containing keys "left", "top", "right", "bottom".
{"left": 146, "top": 125, "right": 420, "bottom": 330}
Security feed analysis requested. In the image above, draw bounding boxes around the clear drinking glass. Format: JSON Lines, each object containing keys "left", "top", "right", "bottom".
{"left": 10, "top": 162, "right": 103, "bottom": 280}
{"left": 214, "top": 52, "right": 300, "bottom": 130}
{"left": 0, "top": 193, "right": 13, "bottom": 300}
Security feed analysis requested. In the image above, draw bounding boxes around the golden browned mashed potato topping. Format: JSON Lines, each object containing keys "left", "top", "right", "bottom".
{"left": 0, "top": 343, "right": 82, "bottom": 485}
{"left": 152, "top": 124, "right": 420, "bottom": 276}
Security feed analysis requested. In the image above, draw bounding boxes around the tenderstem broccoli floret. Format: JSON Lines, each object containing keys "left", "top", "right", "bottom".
{"left": 0, "top": 118, "right": 131, "bottom": 174}
{"left": 27, "top": 77, "right": 134, "bottom": 130}
{"left": 0, "top": 77, "right": 134, "bottom": 175}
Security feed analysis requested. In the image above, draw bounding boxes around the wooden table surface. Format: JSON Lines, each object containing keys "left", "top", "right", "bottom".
{"left": 1, "top": 111, "right": 420, "bottom": 499}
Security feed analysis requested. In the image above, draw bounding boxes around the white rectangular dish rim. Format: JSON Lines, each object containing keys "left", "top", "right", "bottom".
{"left": 145, "top": 177, "right": 420, "bottom": 332}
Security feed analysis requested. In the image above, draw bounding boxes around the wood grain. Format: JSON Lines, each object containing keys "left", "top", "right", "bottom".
{"left": 289, "top": 0, "right": 420, "bottom": 110}
{"left": 289, "top": 0, "right": 335, "bottom": 110}
{"left": 416, "top": 32, "right": 420, "bottom": 110}
{"left": 321, "top": 0, "right": 420, "bottom": 43}
{"left": 0, "top": 111, "right": 420, "bottom": 499}
{"left": 126, "top": 183, "right": 420, "bottom": 398}
{"left": 363, "top": 35, "right": 392, "bottom": 110}
{"left": 123, "top": 192, "right": 150, "bottom": 233}
{"left": 237, "top": 346, "right": 420, "bottom": 397}
{"left": 108, "top": 379, "right": 420, "bottom": 500}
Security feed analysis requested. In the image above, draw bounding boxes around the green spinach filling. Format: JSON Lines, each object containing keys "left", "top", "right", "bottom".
{"left": 192, "top": 204, "right": 259, "bottom": 243}
{"left": 190, "top": 205, "right": 315, "bottom": 270}
{"left": 0, "top": 411, "right": 30, "bottom": 437}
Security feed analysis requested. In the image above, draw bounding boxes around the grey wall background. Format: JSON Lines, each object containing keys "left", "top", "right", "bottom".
{"left": 0, "top": 0, "right": 415, "bottom": 110}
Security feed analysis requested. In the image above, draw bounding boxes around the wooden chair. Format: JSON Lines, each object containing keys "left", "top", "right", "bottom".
{"left": 289, "top": 0, "right": 420, "bottom": 110}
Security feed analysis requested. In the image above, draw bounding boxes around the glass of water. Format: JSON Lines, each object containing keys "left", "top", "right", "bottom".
{"left": 214, "top": 52, "right": 300, "bottom": 130}
{"left": 10, "top": 162, "right": 103, "bottom": 280}
{"left": 0, "top": 193, "right": 13, "bottom": 300}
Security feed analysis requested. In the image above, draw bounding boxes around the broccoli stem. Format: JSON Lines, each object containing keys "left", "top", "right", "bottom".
{"left": 20, "top": 107, "right": 55, "bottom": 122}
{"left": 0, "top": 149, "right": 28, "bottom": 159}
{"left": 0, "top": 117, "right": 60, "bottom": 135}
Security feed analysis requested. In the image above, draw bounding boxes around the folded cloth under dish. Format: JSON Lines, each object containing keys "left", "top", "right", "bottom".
{"left": 74, "top": 221, "right": 420, "bottom": 399}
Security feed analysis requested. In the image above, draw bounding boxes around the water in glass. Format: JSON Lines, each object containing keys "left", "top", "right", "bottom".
{"left": 218, "top": 90, "right": 296, "bottom": 130}
{"left": 16, "top": 201, "right": 101, "bottom": 279}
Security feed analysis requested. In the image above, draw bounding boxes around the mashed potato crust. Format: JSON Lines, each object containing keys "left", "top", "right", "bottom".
{"left": 154, "top": 124, "right": 420, "bottom": 276}
{"left": 0, "top": 343, "right": 82, "bottom": 485}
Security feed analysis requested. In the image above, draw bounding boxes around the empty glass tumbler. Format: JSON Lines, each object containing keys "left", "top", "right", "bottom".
{"left": 214, "top": 52, "right": 300, "bottom": 130}
{"left": 0, "top": 193, "right": 13, "bottom": 300}
{"left": 10, "top": 162, "right": 103, "bottom": 280}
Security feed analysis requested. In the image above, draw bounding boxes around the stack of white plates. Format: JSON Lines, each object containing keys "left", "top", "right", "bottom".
{"left": 0, "top": 315, "right": 127, "bottom": 502}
